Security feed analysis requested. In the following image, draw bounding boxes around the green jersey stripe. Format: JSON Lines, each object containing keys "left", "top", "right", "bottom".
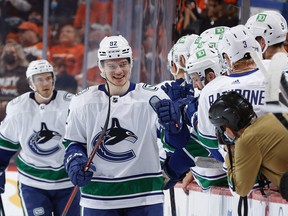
{"left": 81, "top": 176, "right": 163, "bottom": 196}
{"left": 17, "top": 157, "right": 69, "bottom": 181}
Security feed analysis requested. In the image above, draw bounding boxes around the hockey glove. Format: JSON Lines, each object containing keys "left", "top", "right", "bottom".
{"left": 184, "top": 97, "right": 198, "bottom": 126}
{"left": 161, "top": 78, "right": 194, "bottom": 101}
{"left": 162, "top": 156, "right": 187, "bottom": 190}
{"left": 155, "top": 99, "right": 183, "bottom": 134}
{"left": 0, "top": 171, "right": 5, "bottom": 193}
{"left": 64, "top": 150, "right": 96, "bottom": 187}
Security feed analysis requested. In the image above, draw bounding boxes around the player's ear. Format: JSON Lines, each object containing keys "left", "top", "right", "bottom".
{"left": 206, "top": 71, "right": 216, "bottom": 82}
{"left": 180, "top": 55, "right": 186, "bottom": 67}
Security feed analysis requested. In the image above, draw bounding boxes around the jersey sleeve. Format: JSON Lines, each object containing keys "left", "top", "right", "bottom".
{"left": 64, "top": 96, "right": 87, "bottom": 144}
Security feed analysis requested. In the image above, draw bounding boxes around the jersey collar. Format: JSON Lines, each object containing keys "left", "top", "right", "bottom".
{"left": 99, "top": 82, "right": 136, "bottom": 97}
{"left": 228, "top": 68, "right": 258, "bottom": 77}
{"left": 29, "top": 90, "right": 57, "bottom": 105}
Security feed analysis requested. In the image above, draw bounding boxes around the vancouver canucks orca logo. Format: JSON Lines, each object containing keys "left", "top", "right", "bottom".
{"left": 28, "top": 123, "right": 61, "bottom": 156}
{"left": 92, "top": 118, "right": 138, "bottom": 162}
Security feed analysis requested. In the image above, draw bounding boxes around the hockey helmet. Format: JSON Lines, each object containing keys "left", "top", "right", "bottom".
{"left": 245, "top": 11, "right": 287, "bottom": 52}
{"left": 209, "top": 91, "right": 256, "bottom": 132}
{"left": 218, "top": 25, "right": 262, "bottom": 64}
{"left": 186, "top": 47, "right": 222, "bottom": 84}
{"left": 26, "top": 59, "right": 55, "bottom": 79}
{"left": 98, "top": 35, "right": 133, "bottom": 77}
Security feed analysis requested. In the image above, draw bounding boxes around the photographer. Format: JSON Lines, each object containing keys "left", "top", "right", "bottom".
{"left": 208, "top": 91, "right": 288, "bottom": 200}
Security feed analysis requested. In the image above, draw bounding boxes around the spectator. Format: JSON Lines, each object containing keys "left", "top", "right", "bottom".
{"left": 0, "top": 42, "right": 29, "bottom": 96}
{"left": 177, "top": 0, "right": 201, "bottom": 37}
{"left": 75, "top": 23, "right": 110, "bottom": 87}
{"left": 53, "top": 57, "right": 78, "bottom": 94}
{"left": 17, "top": 21, "right": 43, "bottom": 61}
{"left": 0, "top": 42, "right": 30, "bottom": 121}
{"left": 74, "top": 0, "right": 113, "bottom": 29}
{"left": 49, "top": 24, "right": 84, "bottom": 77}
{"left": 209, "top": 91, "right": 288, "bottom": 199}
{"left": 198, "top": 0, "right": 238, "bottom": 34}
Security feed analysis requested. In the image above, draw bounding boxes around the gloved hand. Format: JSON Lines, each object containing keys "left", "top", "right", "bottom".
{"left": 64, "top": 151, "right": 96, "bottom": 187}
{"left": 155, "top": 99, "right": 183, "bottom": 134}
{"left": 162, "top": 156, "right": 186, "bottom": 190}
{"left": 184, "top": 97, "right": 198, "bottom": 126}
{"left": 0, "top": 171, "right": 5, "bottom": 193}
{"left": 161, "top": 78, "right": 194, "bottom": 101}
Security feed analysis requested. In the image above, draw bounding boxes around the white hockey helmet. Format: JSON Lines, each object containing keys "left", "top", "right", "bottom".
{"left": 245, "top": 11, "right": 287, "bottom": 52}
{"left": 26, "top": 59, "right": 55, "bottom": 79}
{"left": 186, "top": 47, "right": 222, "bottom": 84}
{"left": 173, "top": 34, "right": 199, "bottom": 71}
{"left": 219, "top": 25, "right": 262, "bottom": 64}
{"left": 167, "top": 46, "right": 174, "bottom": 74}
{"left": 98, "top": 35, "right": 133, "bottom": 77}
{"left": 200, "top": 26, "right": 230, "bottom": 42}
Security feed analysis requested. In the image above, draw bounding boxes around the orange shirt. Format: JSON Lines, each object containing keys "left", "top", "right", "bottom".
{"left": 49, "top": 44, "right": 84, "bottom": 76}
{"left": 74, "top": 0, "right": 113, "bottom": 28}
{"left": 87, "top": 66, "right": 105, "bottom": 85}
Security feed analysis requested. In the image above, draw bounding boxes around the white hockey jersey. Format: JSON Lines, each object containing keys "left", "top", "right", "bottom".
{"left": 197, "top": 69, "right": 267, "bottom": 150}
{"left": 64, "top": 83, "right": 167, "bottom": 209}
{"left": 0, "top": 91, "right": 74, "bottom": 190}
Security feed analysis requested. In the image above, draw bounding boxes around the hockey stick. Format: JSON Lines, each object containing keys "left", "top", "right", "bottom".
{"left": 61, "top": 83, "right": 111, "bottom": 216}
{"left": 169, "top": 187, "right": 177, "bottom": 216}
{"left": 250, "top": 51, "right": 288, "bottom": 113}
{"left": 0, "top": 194, "right": 5, "bottom": 216}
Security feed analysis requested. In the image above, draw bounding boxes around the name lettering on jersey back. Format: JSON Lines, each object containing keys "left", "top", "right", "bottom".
{"left": 209, "top": 89, "right": 265, "bottom": 106}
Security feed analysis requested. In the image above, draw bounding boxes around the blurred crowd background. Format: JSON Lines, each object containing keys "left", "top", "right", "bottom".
{"left": 0, "top": 0, "right": 287, "bottom": 123}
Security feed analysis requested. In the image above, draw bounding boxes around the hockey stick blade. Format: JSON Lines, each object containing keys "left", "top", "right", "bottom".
{"left": 194, "top": 156, "right": 223, "bottom": 169}
{"left": 267, "top": 52, "right": 287, "bottom": 102}
{"left": 149, "top": 95, "right": 161, "bottom": 112}
{"left": 251, "top": 51, "right": 288, "bottom": 113}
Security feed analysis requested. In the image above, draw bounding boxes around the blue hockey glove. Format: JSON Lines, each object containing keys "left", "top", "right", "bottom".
{"left": 162, "top": 156, "right": 187, "bottom": 190}
{"left": 0, "top": 171, "right": 5, "bottom": 193}
{"left": 155, "top": 99, "right": 183, "bottom": 134}
{"left": 184, "top": 97, "right": 198, "bottom": 126}
{"left": 161, "top": 78, "right": 194, "bottom": 101}
{"left": 64, "top": 150, "right": 96, "bottom": 187}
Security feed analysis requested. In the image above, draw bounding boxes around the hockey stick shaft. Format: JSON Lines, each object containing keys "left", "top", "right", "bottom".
{"left": 61, "top": 83, "right": 111, "bottom": 216}
{"left": 169, "top": 187, "right": 177, "bottom": 216}
{"left": 0, "top": 194, "right": 5, "bottom": 216}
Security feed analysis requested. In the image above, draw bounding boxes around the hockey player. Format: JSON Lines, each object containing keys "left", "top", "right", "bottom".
{"left": 63, "top": 35, "right": 167, "bottom": 216}
{"left": 196, "top": 25, "right": 266, "bottom": 162}
{"left": 209, "top": 91, "right": 288, "bottom": 199}
{"left": 245, "top": 11, "right": 288, "bottom": 107}
{"left": 156, "top": 46, "right": 228, "bottom": 191}
{"left": 0, "top": 59, "right": 80, "bottom": 215}
{"left": 245, "top": 10, "right": 287, "bottom": 59}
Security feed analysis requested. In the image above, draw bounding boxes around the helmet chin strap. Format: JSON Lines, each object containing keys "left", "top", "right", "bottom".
{"left": 30, "top": 81, "right": 55, "bottom": 102}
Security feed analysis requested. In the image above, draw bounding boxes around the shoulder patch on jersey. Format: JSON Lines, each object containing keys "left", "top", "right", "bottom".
{"left": 142, "top": 83, "right": 158, "bottom": 91}
{"left": 63, "top": 92, "right": 74, "bottom": 101}
{"left": 75, "top": 87, "right": 90, "bottom": 96}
